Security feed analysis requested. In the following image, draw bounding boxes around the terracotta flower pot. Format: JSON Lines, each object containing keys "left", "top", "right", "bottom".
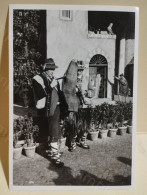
{"left": 99, "top": 129, "right": 108, "bottom": 139}
{"left": 13, "top": 146, "right": 23, "bottom": 160}
{"left": 23, "top": 144, "right": 36, "bottom": 158}
{"left": 88, "top": 131, "right": 99, "bottom": 141}
{"left": 127, "top": 125, "right": 132, "bottom": 134}
{"left": 108, "top": 128, "right": 118, "bottom": 138}
{"left": 118, "top": 126, "right": 127, "bottom": 136}
{"left": 59, "top": 137, "right": 66, "bottom": 149}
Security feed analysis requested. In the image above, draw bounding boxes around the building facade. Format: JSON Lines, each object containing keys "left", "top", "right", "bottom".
{"left": 46, "top": 10, "right": 134, "bottom": 102}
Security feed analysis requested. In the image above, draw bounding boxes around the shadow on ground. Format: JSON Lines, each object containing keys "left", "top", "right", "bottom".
{"left": 48, "top": 165, "right": 131, "bottom": 186}
{"left": 35, "top": 143, "right": 132, "bottom": 186}
{"left": 117, "top": 157, "right": 132, "bottom": 166}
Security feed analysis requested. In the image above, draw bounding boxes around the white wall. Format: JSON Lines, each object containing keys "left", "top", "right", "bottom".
{"left": 46, "top": 10, "right": 116, "bottom": 98}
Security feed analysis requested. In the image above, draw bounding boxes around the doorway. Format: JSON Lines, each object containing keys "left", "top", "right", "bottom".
{"left": 89, "top": 54, "right": 108, "bottom": 98}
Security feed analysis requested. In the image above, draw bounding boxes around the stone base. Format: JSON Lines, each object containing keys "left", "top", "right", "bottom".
{"left": 114, "top": 95, "right": 133, "bottom": 103}
{"left": 83, "top": 98, "right": 115, "bottom": 107}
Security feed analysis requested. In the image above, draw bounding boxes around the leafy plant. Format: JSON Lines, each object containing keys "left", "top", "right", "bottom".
{"left": 13, "top": 117, "right": 24, "bottom": 148}
{"left": 78, "top": 107, "right": 99, "bottom": 132}
{"left": 13, "top": 115, "right": 39, "bottom": 147}
{"left": 23, "top": 115, "right": 39, "bottom": 147}
{"left": 125, "top": 102, "right": 133, "bottom": 125}
{"left": 96, "top": 103, "right": 110, "bottom": 130}
{"left": 13, "top": 10, "right": 45, "bottom": 107}
{"left": 76, "top": 102, "right": 133, "bottom": 131}
{"left": 117, "top": 102, "right": 128, "bottom": 127}
{"left": 108, "top": 104, "right": 119, "bottom": 129}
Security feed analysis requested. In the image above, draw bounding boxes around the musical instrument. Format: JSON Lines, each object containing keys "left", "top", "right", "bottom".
{"left": 56, "top": 76, "right": 66, "bottom": 81}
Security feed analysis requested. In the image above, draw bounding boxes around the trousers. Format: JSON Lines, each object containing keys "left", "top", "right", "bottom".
{"left": 48, "top": 105, "right": 60, "bottom": 142}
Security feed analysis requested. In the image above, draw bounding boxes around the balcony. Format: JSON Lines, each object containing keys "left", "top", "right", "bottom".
{"left": 88, "top": 31, "right": 116, "bottom": 39}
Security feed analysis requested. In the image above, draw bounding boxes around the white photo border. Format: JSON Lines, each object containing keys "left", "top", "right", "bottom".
{"left": 9, "top": 4, "right": 139, "bottom": 191}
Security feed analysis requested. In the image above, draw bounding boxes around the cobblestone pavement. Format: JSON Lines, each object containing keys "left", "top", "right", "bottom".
{"left": 13, "top": 134, "right": 132, "bottom": 186}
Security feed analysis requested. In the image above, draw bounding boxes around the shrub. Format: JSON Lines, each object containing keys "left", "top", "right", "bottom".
{"left": 13, "top": 115, "right": 39, "bottom": 147}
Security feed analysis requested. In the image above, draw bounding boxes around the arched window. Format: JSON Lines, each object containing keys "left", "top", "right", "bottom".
{"left": 89, "top": 54, "right": 107, "bottom": 66}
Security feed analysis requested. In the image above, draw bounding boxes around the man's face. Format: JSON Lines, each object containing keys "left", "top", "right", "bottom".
{"left": 45, "top": 69, "right": 55, "bottom": 77}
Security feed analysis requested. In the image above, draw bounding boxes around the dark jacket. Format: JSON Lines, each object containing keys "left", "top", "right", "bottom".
{"left": 32, "top": 73, "right": 53, "bottom": 117}
{"left": 33, "top": 73, "right": 68, "bottom": 119}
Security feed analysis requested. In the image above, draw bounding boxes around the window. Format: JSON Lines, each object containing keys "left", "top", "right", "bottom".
{"left": 89, "top": 54, "right": 108, "bottom": 66}
{"left": 60, "top": 10, "right": 72, "bottom": 21}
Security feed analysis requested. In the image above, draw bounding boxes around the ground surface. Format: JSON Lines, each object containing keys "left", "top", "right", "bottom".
{"left": 13, "top": 133, "right": 132, "bottom": 186}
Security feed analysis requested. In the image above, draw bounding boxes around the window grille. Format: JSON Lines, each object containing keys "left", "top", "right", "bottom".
{"left": 60, "top": 10, "right": 72, "bottom": 21}
{"left": 89, "top": 54, "right": 108, "bottom": 67}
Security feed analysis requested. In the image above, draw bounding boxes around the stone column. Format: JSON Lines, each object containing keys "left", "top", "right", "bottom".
{"left": 118, "top": 38, "right": 126, "bottom": 75}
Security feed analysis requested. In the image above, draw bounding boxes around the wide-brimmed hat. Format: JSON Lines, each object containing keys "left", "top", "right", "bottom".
{"left": 43, "top": 58, "right": 58, "bottom": 71}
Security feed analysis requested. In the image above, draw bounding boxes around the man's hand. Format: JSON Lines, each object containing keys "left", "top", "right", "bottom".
{"left": 114, "top": 76, "right": 119, "bottom": 80}
{"left": 50, "top": 78, "right": 58, "bottom": 88}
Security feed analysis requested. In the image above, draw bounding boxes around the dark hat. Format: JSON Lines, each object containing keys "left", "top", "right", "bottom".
{"left": 43, "top": 58, "right": 58, "bottom": 71}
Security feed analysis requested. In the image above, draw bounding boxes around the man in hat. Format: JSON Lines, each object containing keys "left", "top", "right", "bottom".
{"left": 32, "top": 58, "right": 64, "bottom": 168}
{"left": 114, "top": 73, "right": 130, "bottom": 102}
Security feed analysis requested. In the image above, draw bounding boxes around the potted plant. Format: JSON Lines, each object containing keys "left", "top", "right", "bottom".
{"left": 117, "top": 103, "right": 127, "bottom": 136}
{"left": 99, "top": 118, "right": 109, "bottom": 138}
{"left": 23, "top": 116, "right": 39, "bottom": 158}
{"left": 126, "top": 102, "right": 133, "bottom": 134}
{"left": 118, "top": 116, "right": 127, "bottom": 136}
{"left": 88, "top": 120, "right": 99, "bottom": 141}
{"left": 87, "top": 107, "right": 99, "bottom": 141}
{"left": 127, "top": 119, "right": 133, "bottom": 134}
{"left": 13, "top": 132, "right": 23, "bottom": 160}
{"left": 108, "top": 123, "right": 118, "bottom": 138}
{"left": 13, "top": 117, "right": 25, "bottom": 160}
{"left": 98, "top": 103, "right": 109, "bottom": 139}
{"left": 108, "top": 105, "right": 118, "bottom": 138}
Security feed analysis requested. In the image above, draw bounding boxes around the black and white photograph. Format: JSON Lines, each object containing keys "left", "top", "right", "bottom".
{"left": 9, "top": 5, "right": 139, "bottom": 190}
